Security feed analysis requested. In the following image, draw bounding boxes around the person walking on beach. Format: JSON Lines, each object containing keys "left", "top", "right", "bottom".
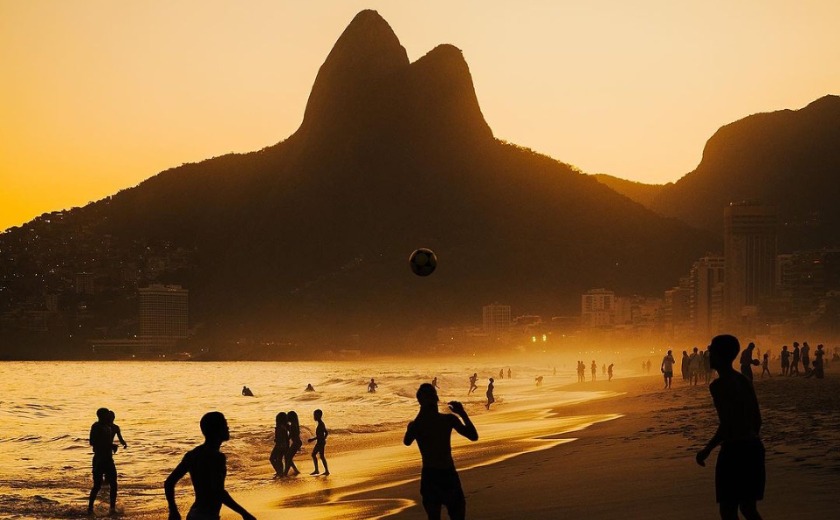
{"left": 760, "top": 353, "right": 771, "bottom": 379}
{"left": 780, "top": 345, "right": 790, "bottom": 376}
{"left": 284, "top": 411, "right": 302, "bottom": 476}
{"left": 690, "top": 347, "right": 702, "bottom": 386}
{"left": 608, "top": 363, "right": 614, "bottom": 381}
{"left": 661, "top": 350, "right": 676, "bottom": 389}
{"left": 681, "top": 351, "right": 690, "bottom": 381}
{"left": 507, "top": 368, "right": 512, "bottom": 379}
{"left": 270, "top": 412, "right": 289, "bottom": 477}
{"left": 165, "top": 411, "right": 256, "bottom": 520}
{"left": 468, "top": 373, "right": 478, "bottom": 395}
{"left": 696, "top": 334, "right": 765, "bottom": 520}
{"left": 499, "top": 369, "right": 504, "bottom": 380}
{"left": 88, "top": 407, "right": 118, "bottom": 515}
{"left": 739, "top": 342, "right": 761, "bottom": 382}
{"left": 485, "top": 378, "right": 495, "bottom": 410}
{"left": 591, "top": 360, "right": 597, "bottom": 382}
{"left": 368, "top": 378, "right": 378, "bottom": 393}
{"left": 791, "top": 342, "right": 801, "bottom": 376}
{"left": 801, "top": 342, "right": 811, "bottom": 376}
{"left": 308, "top": 409, "right": 330, "bottom": 476}
{"left": 404, "top": 383, "right": 478, "bottom": 520}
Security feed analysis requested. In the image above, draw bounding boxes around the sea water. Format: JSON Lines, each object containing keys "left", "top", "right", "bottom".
{"left": 0, "top": 360, "right": 618, "bottom": 519}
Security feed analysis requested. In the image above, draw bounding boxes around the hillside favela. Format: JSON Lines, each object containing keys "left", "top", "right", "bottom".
{"left": 1, "top": 4, "right": 839, "bottom": 520}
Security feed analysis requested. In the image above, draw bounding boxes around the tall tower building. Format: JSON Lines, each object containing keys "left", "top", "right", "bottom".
{"left": 690, "top": 256, "right": 725, "bottom": 339}
{"left": 482, "top": 303, "right": 511, "bottom": 335}
{"left": 139, "top": 284, "right": 189, "bottom": 338}
{"left": 581, "top": 288, "right": 616, "bottom": 328}
{"left": 724, "top": 203, "right": 777, "bottom": 325}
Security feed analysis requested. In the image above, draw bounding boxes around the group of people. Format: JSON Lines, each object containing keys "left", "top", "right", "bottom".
{"left": 778, "top": 341, "right": 828, "bottom": 379}
{"left": 679, "top": 347, "right": 714, "bottom": 385}
{"left": 87, "top": 408, "right": 127, "bottom": 515}
{"left": 575, "top": 360, "right": 613, "bottom": 382}
{"left": 269, "top": 410, "right": 330, "bottom": 478}
{"left": 466, "top": 372, "right": 497, "bottom": 410}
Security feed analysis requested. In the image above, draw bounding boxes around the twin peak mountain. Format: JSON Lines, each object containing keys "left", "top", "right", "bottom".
{"left": 15, "top": 11, "right": 838, "bottom": 349}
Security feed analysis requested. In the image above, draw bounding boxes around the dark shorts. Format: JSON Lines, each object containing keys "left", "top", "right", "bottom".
{"left": 92, "top": 455, "right": 116, "bottom": 482}
{"left": 420, "top": 467, "right": 465, "bottom": 508}
{"left": 715, "top": 439, "right": 765, "bottom": 503}
{"left": 663, "top": 371, "right": 673, "bottom": 377}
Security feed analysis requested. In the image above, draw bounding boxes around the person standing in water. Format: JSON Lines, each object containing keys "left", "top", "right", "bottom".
{"left": 404, "top": 383, "right": 478, "bottom": 520}
{"left": 308, "top": 409, "right": 329, "bottom": 476}
{"left": 696, "top": 334, "right": 765, "bottom": 520}
{"left": 165, "top": 411, "right": 256, "bottom": 520}
{"left": 88, "top": 407, "right": 118, "bottom": 515}
{"left": 269, "top": 412, "right": 288, "bottom": 477}
{"left": 284, "top": 411, "right": 302, "bottom": 476}
{"left": 368, "top": 378, "right": 378, "bottom": 393}
{"left": 485, "top": 378, "right": 495, "bottom": 410}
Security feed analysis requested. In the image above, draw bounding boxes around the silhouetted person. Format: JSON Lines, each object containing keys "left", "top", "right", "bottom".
{"left": 553, "top": 366, "right": 556, "bottom": 376}
{"left": 535, "top": 375, "right": 543, "bottom": 386}
{"left": 690, "top": 347, "right": 702, "bottom": 386}
{"left": 88, "top": 407, "right": 118, "bottom": 515}
{"left": 760, "top": 353, "right": 771, "bottom": 379}
{"left": 368, "top": 378, "right": 378, "bottom": 393}
{"left": 608, "top": 363, "right": 614, "bottom": 381}
{"left": 661, "top": 350, "right": 675, "bottom": 389}
{"left": 165, "top": 411, "right": 255, "bottom": 520}
{"left": 646, "top": 359, "right": 652, "bottom": 374}
{"left": 590, "top": 360, "right": 597, "bottom": 382}
{"left": 805, "top": 344, "right": 825, "bottom": 379}
{"left": 403, "top": 383, "right": 478, "bottom": 520}
{"left": 739, "top": 343, "right": 760, "bottom": 382}
{"left": 681, "top": 351, "right": 690, "bottom": 381}
{"left": 791, "top": 343, "right": 801, "bottom": 376}
{"left": 499, "top": 369, "right": 504, "bottom": 380}
{"left": 801, "top": 342, "right": 811, "bottom": 375}
{"left": 780, "top": 346, "right": 790, "bottom": 376}
{"left": 305, "top": 384, "right": 315, "bottom": 392}
{"left": 307, "top": 409, "right": 329, "bottom": 475}
{"left": 432, "top": 377, "right": 439, "bottom": 389}
{"left": 284, "top": 411, "right": 302, "bottom": 476}
{"left": 696, "top": 334, "right": 764, "bottom": 520}
{"left": 485, "top": 378, "right": 495, "bottom": 410}
{"left": 507, "top": 368, "right": 511, "bottom": 379}
{"left": 269, "top": 412, "right": 288, "bottom": 477}
{"left": 468, "top": 373, "right": 478, "bottom": 395}
{"left": 832, "top": 348, "right": 840, "bottom": 363}
{"left": 241, "top": 386, "right": 254, "bottom": 397}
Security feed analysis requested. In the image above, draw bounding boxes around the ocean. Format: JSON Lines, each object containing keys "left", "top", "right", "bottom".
{"left": 0, "top": 360, "right": 618, "bottom": 519}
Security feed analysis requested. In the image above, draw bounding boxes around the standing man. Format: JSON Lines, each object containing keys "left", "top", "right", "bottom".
{"left": 88, "top": 407, "right": 118, "bottom": 515}
{"left": 801, "top": 342, "right": 811, "bottom": 376}
{"left": 739, "top": 342, "right": 761, "bottom": 382}
{"left": 404, "top": 383, "right": 478, "bottom": 520}
{"left": 164, "top": 412, "right": 255, "bottom": 520}
{"left": 661, "top": 350, "right": 676, "bottom": 389}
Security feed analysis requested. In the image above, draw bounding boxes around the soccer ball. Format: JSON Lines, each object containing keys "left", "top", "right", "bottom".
{"left": 409, "top": 248, "right": 437, "bottom": 276}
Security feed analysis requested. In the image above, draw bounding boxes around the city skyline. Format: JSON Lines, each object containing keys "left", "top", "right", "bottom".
{"left": 3, "top": 0, "right": 840, "bottom": 230}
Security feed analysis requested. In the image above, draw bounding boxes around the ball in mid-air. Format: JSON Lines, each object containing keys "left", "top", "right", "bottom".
{"left": 409, "top": 248, "right": 437, "bottom": 276}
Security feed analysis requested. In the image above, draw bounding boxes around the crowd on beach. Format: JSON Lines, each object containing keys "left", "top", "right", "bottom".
{"left": 575, "top": 360, "right": 615, "bottom": 382}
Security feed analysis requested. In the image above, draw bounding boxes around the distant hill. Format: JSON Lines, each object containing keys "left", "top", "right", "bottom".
{"left": 650, "top": 95, "right": 840, "bottom": 249}
{"left": 593, "top": 174, "right": 664, "bottom": 208}
{"left": 0, "top": 10, "right": 716, "bottom": 354}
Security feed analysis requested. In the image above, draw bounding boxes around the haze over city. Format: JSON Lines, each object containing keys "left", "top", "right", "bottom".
{"left": 3, "top": 0, "right": 840, "bottom": 230}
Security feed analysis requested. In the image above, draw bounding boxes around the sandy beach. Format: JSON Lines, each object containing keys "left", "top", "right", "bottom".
{"left": 237, "top": 366, "right": 840, "bottom": 519}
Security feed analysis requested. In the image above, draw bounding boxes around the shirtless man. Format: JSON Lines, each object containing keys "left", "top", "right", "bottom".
{"left": 164, "top": 412, "right": 255, "bottom": 520}
{"left": 467, "top": 373, "right": 478, "bottom": 395}
{"left": 404, "top": 384, "right": 478, "bottom": 520}
{"left": 88, "top": 408, "right": 118, "bottom": 515}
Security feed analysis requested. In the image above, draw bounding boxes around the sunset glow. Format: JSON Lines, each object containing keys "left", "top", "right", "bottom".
{"left": 2, "top": 0, "right": 839, "bottom": 231}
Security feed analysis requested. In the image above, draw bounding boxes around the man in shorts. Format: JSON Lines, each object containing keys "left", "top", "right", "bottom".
{"left": 661, "top": 350, "right": 676, "bottom": 389}
{"left": 404, "top": 383, "right": 478, "bottom": 520}
{"left": 88, "top": 407, "right": 118, "bottom": 515}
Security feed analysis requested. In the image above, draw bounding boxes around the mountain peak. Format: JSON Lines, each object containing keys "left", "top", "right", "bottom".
{"left": 299, "top": 10, "right": 409, "bottom": 137}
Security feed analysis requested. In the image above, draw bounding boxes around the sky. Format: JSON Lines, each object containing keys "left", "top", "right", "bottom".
{"left": 2, "top": 0, "right": 839, "bottom": 231}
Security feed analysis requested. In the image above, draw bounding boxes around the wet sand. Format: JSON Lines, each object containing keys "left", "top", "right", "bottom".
{"left": 350, "top": 369, "right": 840, "bottom": 519}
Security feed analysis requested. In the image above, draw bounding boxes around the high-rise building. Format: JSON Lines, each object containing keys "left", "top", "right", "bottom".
{"left": 139, "top": 284, "right": 188, "bottom": 338}
{"left": 724, "top": 203, "right": 777, "bottom": 326}
{"left": 581, "top": 288, "right": 615, "bottom": 328}
{"left": 690, "top": 256, "right": 725, "bottom": 339}
{"left": 482, "top": 303, "right": 511, "bottom": 335}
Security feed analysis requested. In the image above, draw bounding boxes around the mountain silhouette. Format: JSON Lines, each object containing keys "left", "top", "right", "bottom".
{"left": 1, "top": 10, "right": 715, "bottom": 354}
{"left": 594, "top": 174, "right": 664, "bottom": 208}
{"left": 649, "top": 95, "right": 840, "bottom": 249}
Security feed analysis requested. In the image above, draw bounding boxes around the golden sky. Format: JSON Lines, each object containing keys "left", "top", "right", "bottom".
{"left": 2, "top": 0, "right": 838, "bottom": 231}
